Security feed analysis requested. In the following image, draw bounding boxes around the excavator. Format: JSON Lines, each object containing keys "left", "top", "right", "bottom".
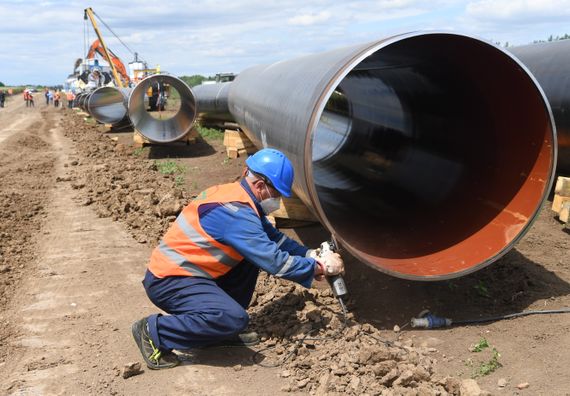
{"left": 85, "top": 39, "right": 130, "bottom": 87}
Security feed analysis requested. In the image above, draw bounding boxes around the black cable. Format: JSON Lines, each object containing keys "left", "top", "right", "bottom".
{"left": 93, "top": 10, "right": 136, "bottom": 57}
{"left": 452, "top": 308, "right": 570, "bottom": 325}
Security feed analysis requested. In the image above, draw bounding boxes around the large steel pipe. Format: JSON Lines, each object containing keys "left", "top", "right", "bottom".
{"left": 228, "top": 32, "right": 556, "bottom": 280}
{"left": 87, "top": 86, "right": 132, "bottom": 125}
{"left": 193, "top": 82, "right": 234, "bottom": 123}
{"left": 193, "top": 82, "right": 231, "bottom": 114}
{"left": 76, "top": 92, "right": 90, "bottom": 111}
{"left": 127, "top": 74, "right": 196, "bottom": 142}
{"left": 510, "top": 40, "right": 570, "bottom": 173}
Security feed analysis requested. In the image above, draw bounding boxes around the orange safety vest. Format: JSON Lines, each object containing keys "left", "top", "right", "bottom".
{"left": 148, "top": 182, "right": 261, "bottom": 279}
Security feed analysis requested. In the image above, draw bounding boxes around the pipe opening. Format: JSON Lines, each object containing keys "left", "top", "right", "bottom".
{"left": 311, "top": 34, "right": 555, "bottom": 279}
{"left": 128, "top": 75, "right": 196, "bottom": 143}
{"left": 145, "top": 84, "right": 182, "bottom": 121}
{"left": 87, "top": 87, "right": 129, "bottom": 124}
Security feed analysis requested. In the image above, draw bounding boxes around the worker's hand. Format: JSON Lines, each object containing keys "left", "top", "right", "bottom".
{"left": 317, "top": 251, "right": 344, "bottom": 276}
{"left": 307, "top": 248, "right": 321, "bottom": 260}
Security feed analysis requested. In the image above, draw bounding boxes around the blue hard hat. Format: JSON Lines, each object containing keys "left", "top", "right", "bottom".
{"left": 246, "top": 148, "right": 294, "bottom": 197}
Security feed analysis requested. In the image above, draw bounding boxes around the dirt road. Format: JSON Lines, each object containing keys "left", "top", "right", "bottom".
{"left": 0, "top": 101, "right": 287, "bottom": 395}
{"left": 0, "top": 98, "right": 569, "bottom": 395}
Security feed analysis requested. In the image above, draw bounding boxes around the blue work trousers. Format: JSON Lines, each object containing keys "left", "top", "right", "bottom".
{"left": 143, "top": 260, "right": 259, "bottom": 351}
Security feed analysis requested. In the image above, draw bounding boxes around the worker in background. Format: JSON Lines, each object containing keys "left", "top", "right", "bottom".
{"left": 87, "top": 69, "right": 102, "bottom": 90}
{"left": 54, "top": 90, "right": 60, "bottom": 108}
{"left": 23, "top": 90, "right": 29, "bottom": 107}
{"left": 0, "top": 90, "right": 5, "bottom": 108}
{"left": 66, "top": 91, "right": 75, "bottom": 109}
{"left": 44, "top": 88, "right": 49, "bottom": 106}
{"left": 28, "top": 91, "right": 35, "bottom": 107}
{"left": 132, "top": 148, "right": 344, "bottom": 370}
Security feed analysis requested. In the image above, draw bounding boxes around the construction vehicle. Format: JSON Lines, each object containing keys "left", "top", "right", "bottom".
{"left": 84, "top": 8, "right": 127, "bottom": 88}
{"left": 215, "top": 73, "right": 236, "bottom": 83}
{"left": 85, "top": 39, "right": 130, "bottom": 87}
{"left": 201, "top": 73, "right": 237, "bottom": 85}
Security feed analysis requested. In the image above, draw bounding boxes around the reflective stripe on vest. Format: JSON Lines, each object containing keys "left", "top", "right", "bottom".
{"left": 148, "top": 182, "right": 260, "bottom": 279}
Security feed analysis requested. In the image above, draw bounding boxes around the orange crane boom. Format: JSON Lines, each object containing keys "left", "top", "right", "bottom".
{"left": 84, "top": 7, "right": 127, "bottom": 88}
{"left": 86, "top": 39, "right": 130, "bottom": 86}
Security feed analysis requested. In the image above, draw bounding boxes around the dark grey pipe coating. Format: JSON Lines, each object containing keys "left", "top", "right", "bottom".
{"left": 510, "top": 40, "right": 570, "bottom": 173}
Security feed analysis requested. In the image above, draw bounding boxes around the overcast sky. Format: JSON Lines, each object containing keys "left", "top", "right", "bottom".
{"left": 0, "top": 0, "right": 568, "bottom": 86}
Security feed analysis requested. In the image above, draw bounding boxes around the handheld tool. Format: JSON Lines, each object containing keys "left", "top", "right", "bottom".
{"left": 319, "top": 238, "right": 348, "bottom": 313}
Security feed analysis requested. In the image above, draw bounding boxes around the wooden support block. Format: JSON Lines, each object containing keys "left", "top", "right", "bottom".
{"left": 272, "top": 196, "right": 317, "bottom": 222}
{"left": 226, "top": 147, "right": 239, "bottom": 159}
{"left": 560, "top": 201, "right": 570, "bottom": 223}
{"left": 552, "top": 194, "right": 570, "bottom": 214}
{"left": 133, "top": 130, "right": 147, "bottom": 148}
{"left": 133, "top": 129, "right": 199, "bottom": 147}
{"left": 223, "top": 129, "right": 256, "bottom": 157}
{"left": 185, "top": 128, "right": 200, "bottom": 144}
{"left": 554, "top": 176, "right": 570, "bottom": 197}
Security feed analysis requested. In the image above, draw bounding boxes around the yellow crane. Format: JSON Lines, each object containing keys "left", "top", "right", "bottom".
{"left": 84, "top": 7, "right": 124, "bottom": 88}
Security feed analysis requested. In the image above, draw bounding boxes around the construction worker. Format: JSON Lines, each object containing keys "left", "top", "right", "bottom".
{"left": 66, "top": 91, "right": 75, "bottom": 108}
{"left": 54, "top": 90, "right": 61, "bottom": 107}
{"left": 28, "top": 91, "right": 35, "bottom": 107}
{"left": 0, "top": 90, "right": 5, "bottom": 108}
{"left": 132, "top": 148, "right": 344, "bottom": 369}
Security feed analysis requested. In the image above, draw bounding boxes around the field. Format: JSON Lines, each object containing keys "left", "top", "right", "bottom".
{"left": 0, "top": 99, "right": 568, "bottom": 395}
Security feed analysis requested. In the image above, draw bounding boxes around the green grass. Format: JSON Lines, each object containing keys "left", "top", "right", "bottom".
{"left": 471, "top": 337, "right": 490, "bottom": 352}
{"left": 155, "top": 160, "right": 186, "bottom": 175}
{"left": 1, "top": 86, "right": 26, "bottom": 95}
{"left": 195, "top": 125, "right": 223, "bottom": 140}
{"left": 132, "top": 147, "right": 147, "bottom": 157}
{"left": 466, "top": 338, "right": 502, "bottom": 378}
{"left": 175, "top": 175, "right": 185, "bottom": 186}
{"left": 473, "top": 348, "right": 502, "bottom": 378}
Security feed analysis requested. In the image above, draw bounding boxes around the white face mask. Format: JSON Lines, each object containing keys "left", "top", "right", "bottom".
{"left": 260, "top": 185, "right": 281, "bottom": 215}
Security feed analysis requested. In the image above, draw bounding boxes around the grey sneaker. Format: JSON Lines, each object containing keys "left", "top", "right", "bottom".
{"left": 210, "top": 331, "right": 260, "bottom": 347}
{"left": 131, "top": 317, "right": 180, "bottom": 370}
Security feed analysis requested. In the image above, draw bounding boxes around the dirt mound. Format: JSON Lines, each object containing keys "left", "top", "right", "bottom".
{"left": 59, "top": 114, "right": 192, "bottom": 246}
{"left": 247, "top": 273, "right": 470, "bottom": 395}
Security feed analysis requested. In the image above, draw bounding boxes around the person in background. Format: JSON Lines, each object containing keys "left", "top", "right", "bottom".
{"left": 48, "top": 90, "right": 54, "bottom": 105}
{"left": 0, "top": 90, "right": 5, "bottom": 108}
{"left": 87, "top": 69, "right": 102, "bottom": 90}
{"left": 44, "top": 88, "right": 49, "bottom": 106}
{"left": 54, "top": 90, "right": 60, "bottom": 107}
{"left": 28, "top": 91, "right": 35, "bottom": 107}
{"left": 24, "top": 90, "right": 29, "bottom": 107}
{"left": 66, "top": 91, "right": 75, "bottom": 109}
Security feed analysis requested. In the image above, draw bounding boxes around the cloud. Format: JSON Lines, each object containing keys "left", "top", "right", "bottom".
{"left": 288, "top": 11, "right": 332, "bottom": 26}
{"left": 466, "top": 0, "right": 570, "bottom": 21}
{"left": 1, "top": 0, "right": 568, "bottom": 85}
